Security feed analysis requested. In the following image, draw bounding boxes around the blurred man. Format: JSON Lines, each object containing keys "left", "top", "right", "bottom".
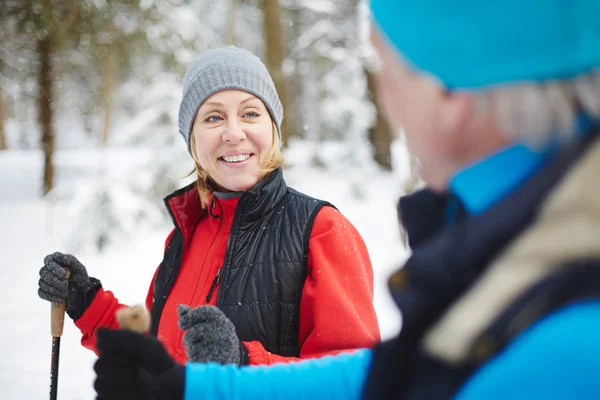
{"left": 363, "top": 0, "right": 600, "bottom": 398}
{"left": 93, "top": 0, "right": 600, "bottom": 399}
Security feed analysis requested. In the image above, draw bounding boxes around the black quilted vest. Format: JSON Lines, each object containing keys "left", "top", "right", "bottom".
{"left": 149, "top": 168, "right": 332, "bottom": 357}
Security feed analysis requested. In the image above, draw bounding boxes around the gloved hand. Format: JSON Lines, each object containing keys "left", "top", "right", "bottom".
{"left": 94, "top": 328, "right": 185, "bottom": 400}
{"left": 37, "top": 252, "right": 101, "bottom": 320}
{"left": 178, "top": 304, "right": 249, "bottom": 366}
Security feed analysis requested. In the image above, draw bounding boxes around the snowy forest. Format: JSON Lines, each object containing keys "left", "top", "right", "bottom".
{"left": 0, "top": 0, "right": 419, "bottom": 248}
{"left": 1, "top": 1, "right": 416, "bottom": 398}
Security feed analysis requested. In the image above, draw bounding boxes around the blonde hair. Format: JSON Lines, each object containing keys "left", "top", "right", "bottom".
{"left": 189, "top": 120, "right": 284, "bottom": 207}
{"left": 473, "top": 68, "right": 600, "bottom": 146}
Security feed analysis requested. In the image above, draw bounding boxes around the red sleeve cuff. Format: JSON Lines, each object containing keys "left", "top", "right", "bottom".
{"left": 74, "top": 287, "right": 125, "bottom": 352}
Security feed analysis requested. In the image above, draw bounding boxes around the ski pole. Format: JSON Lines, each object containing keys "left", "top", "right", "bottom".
{"left": 49, "top": 269, "right": 70, "bottom": 400}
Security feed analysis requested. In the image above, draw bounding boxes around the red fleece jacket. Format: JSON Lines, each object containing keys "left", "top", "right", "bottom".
{"left": 74, "top": 195, "right": 380, "bottom": 365}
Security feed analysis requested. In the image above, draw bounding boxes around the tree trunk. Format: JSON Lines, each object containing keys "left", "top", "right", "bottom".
{"left": 365, "top": 68, "right": 393, "bottom": 170}
{"left": 38, "top": 37, "right": 55, "bottom": 196}
{"left": 101, "top": 37, "right": 118, "bottom": 146}
{"left": 286, "top": 5, "right": 304, "bottom": 139}
{"left": 226, "top": 0, "right": 238, "bottom": 45}
{"left": 261, "top": 0, "right": 290, "bottom": 146}
{"left": 0, "top": 86, "right": 6, "bottom": 150}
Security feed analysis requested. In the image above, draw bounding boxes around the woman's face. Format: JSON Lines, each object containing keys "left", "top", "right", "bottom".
{"left": 192, "top": 89, "right": 275, "bottom": 192}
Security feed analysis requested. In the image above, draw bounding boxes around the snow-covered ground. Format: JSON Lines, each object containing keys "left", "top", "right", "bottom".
{"left": 0, "top": 141, "right": 410, "bottom": 399}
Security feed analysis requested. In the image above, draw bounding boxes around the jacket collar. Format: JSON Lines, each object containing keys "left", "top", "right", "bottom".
{"left": 398, "top": 189, "right": 450, "bottom": 250}
{"left": 450, "top": 143, "right": 554, "bottom": 215}
{"left": 235, "top": 167, "right": 288, "bottom": 224}
{"left": 163, "top": 168, "right": 288, "bottom": 247}
{"left": 449, "top": 113, "right": 598, "bottom": 215}
{"left": 163, "top": 182, "right": 204, "bottom": 248}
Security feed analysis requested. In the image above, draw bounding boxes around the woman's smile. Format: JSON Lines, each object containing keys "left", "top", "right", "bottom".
{"left": 218, "top": 153, "right": 255, "bottom": 168}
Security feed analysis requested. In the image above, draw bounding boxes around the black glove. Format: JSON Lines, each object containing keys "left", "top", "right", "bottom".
{"left": 178, "top": 304, "right": 248, "bottom": 366}
{"left": 38, "top": 252, "right": 101, "bottom": 320}
{"left": 94, "top": 329, "right": 185, "bottom": 400}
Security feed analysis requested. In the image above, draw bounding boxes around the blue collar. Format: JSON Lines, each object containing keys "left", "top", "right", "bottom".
{"left": 450, "top": 114, "right": 596, "bottom": 215}
{"left": 449, "top": 144, "right": 552, "bottom": 215}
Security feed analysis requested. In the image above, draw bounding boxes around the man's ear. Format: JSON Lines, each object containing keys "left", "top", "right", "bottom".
{"left": 438, "top": 91, "right": 474, "bottom": 137}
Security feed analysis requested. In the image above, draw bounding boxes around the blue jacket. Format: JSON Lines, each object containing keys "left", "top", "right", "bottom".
{"left": 182, "top": 301, "right": 600, "bottom": 400}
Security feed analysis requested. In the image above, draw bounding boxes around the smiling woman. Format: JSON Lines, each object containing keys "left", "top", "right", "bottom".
{"left": 38, "top": 46, "right": 380, "bottom": 376}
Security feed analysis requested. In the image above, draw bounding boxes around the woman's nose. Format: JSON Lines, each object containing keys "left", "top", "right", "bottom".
{"left": 222, "top": 120, "right": 246, "bottom": 142}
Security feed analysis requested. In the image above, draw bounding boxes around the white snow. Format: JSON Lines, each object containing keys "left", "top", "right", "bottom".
{"left": 0, "top": 140, "right": 409, "bottom": 399}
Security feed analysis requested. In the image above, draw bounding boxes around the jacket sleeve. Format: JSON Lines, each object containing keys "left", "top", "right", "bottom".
{"left": 456, "top": 301, "right": 600, "bottom": 400}
{"left": 244, "top": 206, "right": 380, "bottom": 365}
{"left": 74, "top": 229, "right": 175, "bottom": 354}
{"left": 184, "top": 349, "right": 372, "bottom": 400}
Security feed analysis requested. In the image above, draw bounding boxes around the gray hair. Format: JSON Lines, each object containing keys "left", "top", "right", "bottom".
{"left": 473, "top": 68, "right": 600, "bottom": 146}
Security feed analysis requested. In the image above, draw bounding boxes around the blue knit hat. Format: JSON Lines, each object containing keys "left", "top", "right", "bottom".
{"left": 371, "top": 0, "right": 600, "bottom": 89}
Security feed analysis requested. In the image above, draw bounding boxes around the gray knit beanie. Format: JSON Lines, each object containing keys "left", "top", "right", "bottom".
{"left": 178, "top": 46, "right": 283, "bottom": 154}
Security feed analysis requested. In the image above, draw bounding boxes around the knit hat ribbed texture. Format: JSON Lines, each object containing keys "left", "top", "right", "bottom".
{"left": 178, "top": 46, "right": 283, "bottom": 153}
{"left": 371, "top": 0, "right": 600, "bottom": 89}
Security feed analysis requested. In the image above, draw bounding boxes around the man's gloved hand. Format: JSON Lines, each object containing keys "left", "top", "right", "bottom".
{"left": 94, "top": 328, "right": 185, "bottom": 400}
{"left": 178, "top": 304, "right": 249, "bottom": 366}
{"left": 37, "top": 252, "right": 101, "bottom": 319}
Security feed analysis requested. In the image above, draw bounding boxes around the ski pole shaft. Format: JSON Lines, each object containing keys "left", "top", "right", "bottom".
{"left": 50, "top": 269, "right": 70, "bottom": 400}
{"left": 49, "top": 336, "right": 61, "bottom": 400}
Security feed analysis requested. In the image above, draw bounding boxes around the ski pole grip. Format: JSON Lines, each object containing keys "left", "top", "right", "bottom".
{"left": 51, "top": 269, "right": 71, "bottom": 337}
{"left": 116, "top": 305, "right": 151, "bottom": 333}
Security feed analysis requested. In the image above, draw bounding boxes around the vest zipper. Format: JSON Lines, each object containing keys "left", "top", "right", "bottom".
{"left": 205, "top": 268, "right": 222, "bottom": 303}
{"left": 215, "top": 196, "right": 245, "bottom": 307}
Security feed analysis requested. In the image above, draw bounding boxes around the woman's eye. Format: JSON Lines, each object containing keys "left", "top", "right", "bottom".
{"left": 205, "top": 115, "right": 222, "bottom": 123}
{"left": 244, "top": 111, "right": 260, "bottom": 118}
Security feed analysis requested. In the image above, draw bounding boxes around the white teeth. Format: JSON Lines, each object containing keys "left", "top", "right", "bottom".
{"left": 222, "top": 154, "right": 250, "bottom": 163}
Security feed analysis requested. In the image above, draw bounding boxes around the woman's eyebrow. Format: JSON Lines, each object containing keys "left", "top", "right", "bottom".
{"left": 202, "top": 101, "right": 223, "bottom": 108}
{"left": 241, "top": 96, "right": 259, "bottom": 105}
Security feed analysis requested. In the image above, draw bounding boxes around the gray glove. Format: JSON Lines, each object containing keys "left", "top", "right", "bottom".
{"left": 38, "top": 252, "right": 101, "bottom": 320}
{"left": 177, "top": 304, "right": 248, "bottom": 366}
